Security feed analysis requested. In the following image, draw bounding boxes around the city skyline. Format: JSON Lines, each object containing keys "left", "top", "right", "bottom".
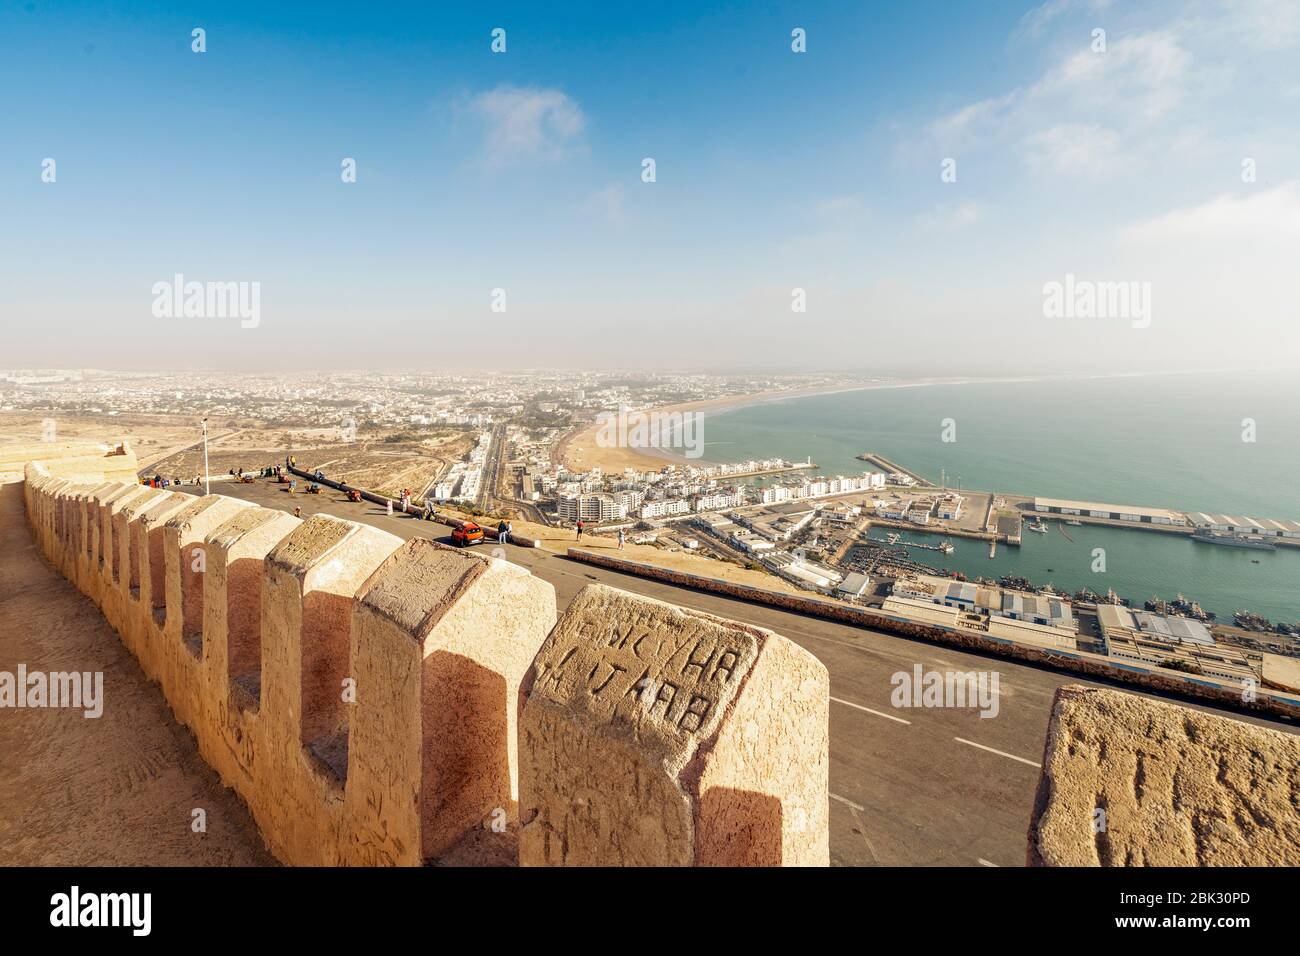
{"left": 4, "top": 0, "right": 1299, "bottom": 372}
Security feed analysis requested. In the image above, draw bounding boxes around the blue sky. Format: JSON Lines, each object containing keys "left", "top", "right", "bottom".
{"left": 3, "top": 0, "right": 1299, "bottom": 371}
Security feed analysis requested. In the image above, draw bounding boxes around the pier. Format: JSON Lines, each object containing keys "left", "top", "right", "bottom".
{"left": 855, "top": 451, "right": 933, "bottom": 487}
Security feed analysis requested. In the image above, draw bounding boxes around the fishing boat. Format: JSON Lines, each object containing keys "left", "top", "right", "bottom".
{"left": 939, "top": 539, "right": 955, "bottom": 554}
{"left": 1027, "top": 520, "right": 1049, "bottom": 533}
{"left": 1064, "top": 519, "right": 1083, "bottom": 526}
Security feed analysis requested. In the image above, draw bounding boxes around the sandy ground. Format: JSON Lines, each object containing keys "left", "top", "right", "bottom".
{"left": 0, "top": 479, "right": 275, "bottom": 866}
{"left": 0, "top": 411, "right": 223, "bottom": 472}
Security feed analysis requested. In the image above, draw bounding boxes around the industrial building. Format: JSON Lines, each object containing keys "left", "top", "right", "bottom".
{"left": 1033, "top": 497, "right": 1188, "bottom": 525}
{"left": 881, "top": 596, "right": 960, "bottom": 627}
{"left": 1096, "top": 605, "right": 1259, "bottom": 683}
{"left": 1187, "top": 512, "right": 1300, "bottom": 539}
{"left": 835, "top": 572, "right": 872, "bottom": 599}
{"left": 892, "top": 574, "right": 1076, "bottom": 639}
{"left": 761, "top": 552, "right": 844, "bottom": 590}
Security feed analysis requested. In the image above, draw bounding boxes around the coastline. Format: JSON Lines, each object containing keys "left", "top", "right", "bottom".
{"left": 556, "top": 375, "right": 1050, "bottom": 473}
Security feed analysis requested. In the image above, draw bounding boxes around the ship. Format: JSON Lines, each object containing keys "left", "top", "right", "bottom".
{"left": 1064, "top": 519, "right": 1083, "bottom": 526}
{"left": 1146, "top": 593, "right": 1215, "bottom": 622}
{"left": 1190, "top": 531, "right": 1275, "bottom": 550}
{"left": 1234, "top": 611, "right": 1273, "bottom": 632}
{"left": 1027, "top": 520, "right": 1049, "bottom": 533}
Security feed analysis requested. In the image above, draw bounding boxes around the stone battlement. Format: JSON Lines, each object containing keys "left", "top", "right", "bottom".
{"left": 19, "top": 450, "right": 831, "bottom": 866}
{"left": 1027, "top": 685, "right": 1300, "bottom": 866}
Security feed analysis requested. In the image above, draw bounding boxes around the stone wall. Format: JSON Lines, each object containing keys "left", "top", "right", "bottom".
{"left": 18, "top": 453, "right": 830, "bottom": 866}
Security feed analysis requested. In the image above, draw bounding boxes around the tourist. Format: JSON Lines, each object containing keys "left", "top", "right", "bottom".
{"left": 498, "top": 519, "right": 510, "bottom": 546}
{"left": 576, "top": 519, "right": 584, "bottom": 540}
{"left": 617, "top": 529, "right": 625, "bottom": 550}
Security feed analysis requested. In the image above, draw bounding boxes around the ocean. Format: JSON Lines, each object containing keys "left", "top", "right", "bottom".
{"left": 697, "top": 372, "right": 1300, "bottom": 624}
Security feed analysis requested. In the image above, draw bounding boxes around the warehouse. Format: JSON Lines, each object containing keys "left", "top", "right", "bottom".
{"left": 1033, "top": 497, "right": 1187, "bottom": 525}
{"left": 835, "top": 572, "right": 873, "bottom": 599}
{"left": 1188, "top": 512, "right": 1300, "bottom": 538}
{"left": 986, "top": 616, "right": 1077, "bottom": 650}
{"left": 882, "top": 596, "right": 960, "bottom": 628}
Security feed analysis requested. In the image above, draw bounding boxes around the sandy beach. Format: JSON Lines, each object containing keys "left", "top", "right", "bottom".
{"left": 554, "top": 377, "right": 1023, "bottom": 474}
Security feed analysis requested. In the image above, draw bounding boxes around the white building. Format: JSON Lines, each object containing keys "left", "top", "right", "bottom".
{"left": 694, "top": 489, "right": 745, "bottom": 512}
{"left": 557, "top": 493, "right": 627, "bottom": 523}
{"left": 641, "top": 498, "right": 690, "bottom": 519}
{"left": 936, "top": 496, "right": 963, "bottom": 520}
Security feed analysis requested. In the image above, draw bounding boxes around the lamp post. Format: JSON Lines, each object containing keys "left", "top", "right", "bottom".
{"left": 202, "top": 417, "right": 211, "bottom": 495}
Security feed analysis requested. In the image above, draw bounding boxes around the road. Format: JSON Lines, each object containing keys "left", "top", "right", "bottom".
{"left": 477, "top": 422, "right": 506, "bottom": 511}
{"left": 181, "top": 478, "right": 1297, "bottom": 867}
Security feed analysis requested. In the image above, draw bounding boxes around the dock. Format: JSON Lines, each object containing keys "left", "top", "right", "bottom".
{"left": 855, "top": 451, "right": 933, "bottom": 487}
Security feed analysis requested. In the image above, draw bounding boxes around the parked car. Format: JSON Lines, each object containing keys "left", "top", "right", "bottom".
{"left": 452, "top": 521, "right": 484, "bottom": 546}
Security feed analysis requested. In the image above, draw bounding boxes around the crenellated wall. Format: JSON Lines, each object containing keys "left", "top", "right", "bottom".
{"left": 18, "top": 453, "right": 831, "bottom": 866}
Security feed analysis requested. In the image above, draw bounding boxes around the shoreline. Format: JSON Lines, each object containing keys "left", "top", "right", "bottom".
{"left": 556, "top": 375, "right": 1051, "bottom": 473}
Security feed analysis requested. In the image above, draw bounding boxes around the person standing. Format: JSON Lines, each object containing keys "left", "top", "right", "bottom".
{"left": 497, "top": 518, "right": 510, "bottom": 546}
{"left": 617, "top": 529, "right": 625, "bottom": 550}
{"left": 575, "top": 519, "right": 584, "bottom": 540}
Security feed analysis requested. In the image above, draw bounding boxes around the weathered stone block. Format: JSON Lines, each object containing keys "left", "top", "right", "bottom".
{"left": 159, "top": 495, "right": 257, "bottom": 729}
{"left": 93, "top": 484, "right": 149, "bottom": 587}
{"left": 344, "top": 538, "right": 557, "bottom": 864}
{"left": 1028, "top": 685, "right": 1300, "bottom": 866}
{"left": 199, "top": 506, "right": 301, "bottom": 795}
{"left": 127, "top": 492, "right": 195, "bottom": 674}
{"left": 518, "top": 583, "right": 829, "bottom": 866}
{"left": 257, "top": 514, "right": 403, "bottom": 865}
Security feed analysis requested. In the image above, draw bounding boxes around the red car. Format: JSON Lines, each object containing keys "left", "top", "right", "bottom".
{"left": 451, "top": 522, "right": 484, "bottom": 546}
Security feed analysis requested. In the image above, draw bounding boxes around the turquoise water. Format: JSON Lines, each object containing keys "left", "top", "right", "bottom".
{"left": 701, "top": 373, "right": 1300, "bottom": 623}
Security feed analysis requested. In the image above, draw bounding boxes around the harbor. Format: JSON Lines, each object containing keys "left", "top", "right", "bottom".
{"left": 693, "top": 373, "right": 1300, "bottom": 630}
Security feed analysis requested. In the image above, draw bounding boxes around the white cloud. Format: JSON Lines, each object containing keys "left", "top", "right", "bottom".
{"left": 1107, "top": 181, "right": 1300, "bottom": 364}
{"left": 1214, "top": 0, "right": 1300, "bottom": 51}
{"left": 1013, "top": 0, "right": 1115, "bottom": 42}
{"left": 1021, "top": 123, "right": 1121, "bottom": 176}
{"left": 469, "top": 85, "right": 586, "bottom": 166}
{"left": 1120, "top": 180, "right": 1300, "bottom": 242}
{"left": 926, "top": 30, "right": 1193, "bottom": 174}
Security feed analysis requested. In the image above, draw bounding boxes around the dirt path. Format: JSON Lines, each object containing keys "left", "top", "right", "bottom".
{"left": 0, "top": 479, "right": 275, "bottom": 866}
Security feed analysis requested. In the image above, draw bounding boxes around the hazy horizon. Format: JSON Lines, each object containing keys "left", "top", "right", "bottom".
{"left": 4, "top": 1, "right": 1299, "bottom": 373}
